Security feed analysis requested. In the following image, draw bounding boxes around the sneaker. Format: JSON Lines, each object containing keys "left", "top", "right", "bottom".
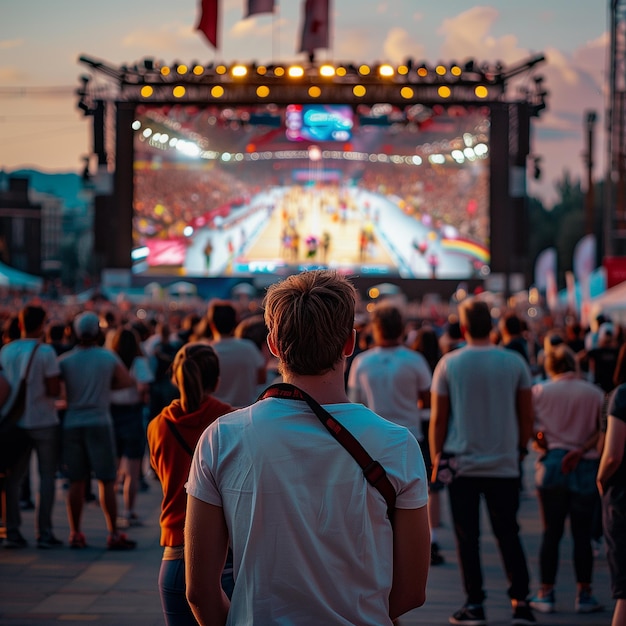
{"left": 449, "top": 604, "right": 486, "bottom": 625}
{"left": 431, "top": 542, "right": 445, "bottom": 566}
{"left": 529, "top": 589, "right": 555, "bottom": 613}
{"left": 107, "top": 532, "right": 137, "bottom": 551}
{"left": 575, "top": 590, "right": 603, "bottom": 614}
{"left": 4, "top": 534, "right": 28, "bottom": 549}
{"left": 512, "top": 603, "right": 536, "bottom": 625}
{"left": 69, "top": 531, "right": 87, "bottom": 549}
{"left": 37, "top": 535, "right": 63, "bottom": 549}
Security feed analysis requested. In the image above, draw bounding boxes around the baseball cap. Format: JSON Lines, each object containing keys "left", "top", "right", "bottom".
{"left": 74, "top": 312, "right": 100, "bottom": 340}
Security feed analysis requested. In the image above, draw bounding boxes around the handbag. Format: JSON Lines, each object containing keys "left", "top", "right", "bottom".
{"left": 258, "top": 383, "right": 397, "bottom": 525}
{"left": 0, "top": 342, "right": 40, "bottom": 471}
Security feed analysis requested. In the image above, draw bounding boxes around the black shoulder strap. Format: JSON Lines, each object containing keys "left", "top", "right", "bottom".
{"left": 165, "top": 419, "right": 194, "bottom": 457}
{"left": 258, "top": 383, "right": 396, "bottom": 523}
{"left": 23, "top": 342, "right": 41, "bottom": 381}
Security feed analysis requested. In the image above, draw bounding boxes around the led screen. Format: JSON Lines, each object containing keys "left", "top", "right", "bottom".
{"left": 132, "top": 102, "right": 490, "bottom": 279}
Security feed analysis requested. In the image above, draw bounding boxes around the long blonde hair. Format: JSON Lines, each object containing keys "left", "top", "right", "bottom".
{"left": 171, "top": 342, "right": 220, "bottom": 413}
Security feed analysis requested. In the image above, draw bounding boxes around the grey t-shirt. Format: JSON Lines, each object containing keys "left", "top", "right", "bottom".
{"left": 58, "top": 345, "right": 124, "bottom": 428}
{"left": 432, "top": 344, "right": 532, "bottom": 478}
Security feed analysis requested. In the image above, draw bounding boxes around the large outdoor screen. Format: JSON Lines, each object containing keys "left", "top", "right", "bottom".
{"left": 131, "top": 101, "right": 490, "bottom": 279}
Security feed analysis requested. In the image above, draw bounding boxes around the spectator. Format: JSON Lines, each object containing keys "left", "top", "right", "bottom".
{"left": 597, "top": 378, "right": 626, "bottom": 626}
{"left": 207, "top": 300, "right": 265, "bottom": 407}
{"left": 185, "top": 270, "right": 430, "bottom": 625}
{"left": 147, "top": 343, "right": 234, "bottom": 626}
{"left": 347, "top": 304, "right": 439, "bottom": 564}
{"left": 58, "top": 312, "right": 137, "bottom": 550}
{"left": 529, "top": 345, "right": 605, "bottom": 614}
{"left": 430, "top": 298, "right": 536, "bottom": 625}
{"left": 110, "top": 326, "right": 154, "bottom": 528}
{"left": 0, "top": 304, "right": 62, "bottom": 549}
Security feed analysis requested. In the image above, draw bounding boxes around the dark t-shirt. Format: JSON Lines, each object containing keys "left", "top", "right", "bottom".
{"left": 607, "top": 384, "right": 626, "bottom": 488}
{"left": 588, "top": 346, "right": 620, "bottom": 393}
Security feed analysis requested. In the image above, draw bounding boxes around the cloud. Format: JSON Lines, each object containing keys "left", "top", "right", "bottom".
{"left": 437, "top": 6, "right": 526, "bottom": 64}
{"left": 0, "top": 39, "right": 23, "bottom": 50}
{"left": 121, "top": 23, "right": 198, "bottom": 52}
{"left": 382, "top": 27, "right": 426, "bottom": 64}
{"left": 0, "top": 67, "right": 23, "bottom": 82}
{"left": 230, "top": 16, "right": 287, "bottom": 39}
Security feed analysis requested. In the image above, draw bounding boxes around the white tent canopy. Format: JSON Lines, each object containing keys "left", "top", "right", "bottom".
{"left": 589, "top": 280, "right": 626, "bottom": 326}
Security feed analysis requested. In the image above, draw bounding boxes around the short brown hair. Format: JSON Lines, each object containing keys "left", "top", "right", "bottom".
{"left": 371, "top": 303, "right": 403, "bottom": 341}
{"left": 264, "top": 270, "right": 356, "bottom": 376}
{"left": 459, "top": 298, "right": 492, "bottom": 339}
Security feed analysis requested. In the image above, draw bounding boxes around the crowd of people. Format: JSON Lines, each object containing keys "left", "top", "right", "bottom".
{"left": 0, "top": 272, "right": 625, "bottom": 626}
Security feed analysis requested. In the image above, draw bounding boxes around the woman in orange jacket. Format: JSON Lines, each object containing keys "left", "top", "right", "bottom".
{"left": 147, "top": 343, "right": 234, "bottom": 626}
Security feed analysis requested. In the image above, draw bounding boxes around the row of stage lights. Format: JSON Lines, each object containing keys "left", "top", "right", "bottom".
{"left": 138, "top": 83, "right": 491, "bottom": 100}
{"left": 130, "top": 60, "right": 495, "bottom": 101}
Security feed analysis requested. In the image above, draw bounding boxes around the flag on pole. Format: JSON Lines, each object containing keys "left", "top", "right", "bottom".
{"left": 196, "top": 0, "right": 219, "bottom": 48}
{"left": 298, "top": 0, "right": 330, "bottom": 54}
{"left": 246, "top": 0, "right": 275, "bottom": 17}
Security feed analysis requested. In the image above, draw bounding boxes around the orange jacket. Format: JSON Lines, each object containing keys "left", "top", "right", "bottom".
{"left": 147, "top": 396, "right": 234, "bottom": 547}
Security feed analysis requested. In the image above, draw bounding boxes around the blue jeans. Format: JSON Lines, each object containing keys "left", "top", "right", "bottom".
{"left": 535, "top": 449, "right": 600, "bottom": 585}
{"left": 448, "top": 476, "right": 530, "bottom": 605}
{"left": 158, "top": 551, "right": 234, "bottom": 626}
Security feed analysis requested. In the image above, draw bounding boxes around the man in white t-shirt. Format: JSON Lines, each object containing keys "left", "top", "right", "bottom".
{"left": 0, "top": 305, "right": 61, "bottom": 549}
{"left": 185, "top": 270, "right": 430, "bottom": 626}
{"left": 207, "top": 300, "right": 265, "bottom": 407}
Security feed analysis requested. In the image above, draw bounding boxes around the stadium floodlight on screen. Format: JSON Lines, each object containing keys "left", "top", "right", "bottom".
{"left": 131, "top": 101, "right": 491, "bottom": 280}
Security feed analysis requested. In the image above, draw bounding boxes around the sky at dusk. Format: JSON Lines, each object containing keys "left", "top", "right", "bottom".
{"left": 0, "top": 1, "right": 610, "bottom": 205}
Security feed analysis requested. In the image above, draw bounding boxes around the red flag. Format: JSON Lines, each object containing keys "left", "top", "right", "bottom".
{"left": 246, "top": 0, "right": 275, "bottom": 17}
{"left": 196, "top": 0, "right": 219, "bottom": 48}
{"left": 298, "top": 0, "right": 329, "bottom": 54}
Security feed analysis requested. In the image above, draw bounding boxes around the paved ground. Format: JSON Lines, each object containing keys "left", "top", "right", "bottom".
{"left": 0, "top": 453, "right": 615, "bottom": 625}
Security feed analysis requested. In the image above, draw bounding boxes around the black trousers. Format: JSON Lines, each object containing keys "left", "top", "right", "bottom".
{"left": 448, "top": 475, "right": 531, "bottom": 605}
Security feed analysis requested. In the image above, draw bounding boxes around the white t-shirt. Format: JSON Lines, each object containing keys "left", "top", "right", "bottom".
{"left": 210, "top": 337, "right": 265, "bottom": 407}
{"left": 0, "top": 339, "right": 60, "bottom": 429}
{"left": 187, "top": 398, "right": 428, "bottom": 626}
{"left": 347, "top": 345, "right": 432, "bottom": 441}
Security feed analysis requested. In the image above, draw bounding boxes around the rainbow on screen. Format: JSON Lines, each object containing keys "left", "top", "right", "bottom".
{"left": 441, "top": 237, "right": 490, "bottom": 264}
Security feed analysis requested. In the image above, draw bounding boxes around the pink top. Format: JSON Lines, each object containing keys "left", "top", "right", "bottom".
{"left": 532, "top": 372, "right": 604, "bottom": 459}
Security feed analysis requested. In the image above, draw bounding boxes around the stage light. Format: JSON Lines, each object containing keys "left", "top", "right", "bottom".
{"left": 216, "top": 65, "right": 227, "bottom": 75}
{"left": 173, "top": 86, "right": 186, "bottom": 98}
{"left": 161, "top": 66, "right": 171, "bottom": 76}
{"left": 336, "top": 66, "right": 347, "bottom": 76}
{"left": 438, "top": 85, "right": 451, "bottom": 98}
{"left": 131, "top": 120, "right": 141, "bottom": 130}
{"left": 417, "top": 65, "right": 428, "bottom": 77}
{"left": 308, "top": 86, "right": 321, "bottom": 98}
{"left": 358, "top": 65, "right": 371, "bottom": 75}
{"left": 211, "top": 85, "right": 225, "bottom": 98}
{"left": 257, "top": 65, "right": 267, "bottom": 75}
{"left": 288, "top": 65, "right": 304, "bottom": 78}
{"left": 451, "top": 65, "right": 462, "bottom": 77}
{"left": 353, "top": 85, "right": 366, "bottom": 97}
{"left": 320, "top": 64, "right": 335, "bottom": 77}
{"left": 176, "top": 64, "right": 188, "bottom": 75}
{"left": 435, "top": 65, "right": 446, "bottom": 76}
{"left": 256, "top": 85, "right": 270, "bottom": 97}
{"left": 397, "top": 65, "right": 409, "bottom": 75}
{"left": 193, "top": 65, "right": 204, "bottom": 76}
{"left": 274, "top": 66, "right": 285, "bottom": 77}
{"left": 232, "top": 65, "right": 247, "bottom": 77}
{"left": 140, "top": 85, "right": 153, "bottom": 98}
{"left": 379, "top": 64, "right": 394, "bottom": 77}
{"left": 401, "top": 87, "right": 414, "bottom": 99}
{"left": 475, "top": 85, "right": 488, "bottom": 98}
